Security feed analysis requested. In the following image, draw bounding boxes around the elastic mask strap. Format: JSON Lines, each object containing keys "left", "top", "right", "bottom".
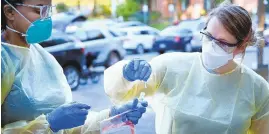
{"left": 5, "top": 0, "right": 32, "bottom": 24}
{"left": 6, "top": 25, "right": 28, "bottom": 36}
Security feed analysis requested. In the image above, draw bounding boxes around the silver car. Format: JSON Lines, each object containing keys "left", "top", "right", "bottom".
{"left": 177, "top": 18, "right": 207, "bottom": 52}
{"left": 65, "top": 22, "right": 126, "bottom": 68}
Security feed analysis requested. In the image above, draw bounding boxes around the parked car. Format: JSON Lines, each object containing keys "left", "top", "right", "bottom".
{"left": 118, "top": 26, "right": 160, "bottom": 54}
{"left": 152, "top": 26, "right": 193, "bottom": 54}
{"left": 52, "top": 12, "right": 87, "bottom": 32}
{"left": 177, "top": 18, "right": 206, "bottom": 52}
{"left": 40, "top": 30, "right": 89, "bottom": 90}
{"left": 264, "top": 28, "right": 269, "bottom": 46}
{"left": 65, "top": 22, "right": 126, "bottom": 68}
{"left": 110, "top": 21, "right": 146, "bottom": 29}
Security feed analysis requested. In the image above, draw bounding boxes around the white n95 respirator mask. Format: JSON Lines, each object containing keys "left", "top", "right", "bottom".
{"left": 202, "top": 41, "right": 234, "bottom": 70}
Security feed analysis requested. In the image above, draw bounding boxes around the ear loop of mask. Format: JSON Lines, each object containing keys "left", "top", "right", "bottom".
{"left": 6, "top": 26, "right": 27, "bottom": 36}
{"left": 4, "top": 0, "right": 33, "bottom": 37}
{"left": 235, "top": 29, "right": 252, "bottom": 73}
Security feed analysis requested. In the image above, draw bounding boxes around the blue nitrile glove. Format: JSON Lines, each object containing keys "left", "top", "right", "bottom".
{"left": 46, "top": 103, "right": 91, "bottom": 132}
{"left": 123, "top": 59, "right": 152, "bottom": 82}
{"left": 110, "top": 98, "right": 148, "bottom": 125}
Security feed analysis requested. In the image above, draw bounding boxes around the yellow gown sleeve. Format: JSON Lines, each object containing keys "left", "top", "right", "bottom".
{"left": 1, "top": 44, "right": 111, "bottom": 134}
{"left": 1, "top": 115, "right": 53, "bottom": 134}
{"left": 1, "top": 109, "right": 110, "bottom": 134}
{"left": 104, "top": 54, "right": 168, "bottom": 104}
{"left": 1, "top": 45, "right": 15, "bottom": 105}
{"left": 248, "top": 78, "right": 269, "bottom": 134}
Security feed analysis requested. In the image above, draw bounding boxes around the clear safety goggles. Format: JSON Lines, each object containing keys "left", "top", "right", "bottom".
{"left": 200, "top": 31, "right": 238, "bottom": 54}
{"left": 15, "top": 3, "right": 55, "bottom": 19}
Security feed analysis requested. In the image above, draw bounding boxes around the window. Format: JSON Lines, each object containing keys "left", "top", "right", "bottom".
{"left": 84, "top": 30, "right": 105, "bottom": 41}
{"left": 181, "top": 0, "right": 189, "bottom": 11}
{"left": 40, "top": 37, "right": 71, "bottom": 48}
{"left": 109, "top": 30, "right": 118, "bottom": 37}
{"left": 148, "top": 30, "right": 159, "bottom": 36}
{"left": 197, "top": 22, "right": 206, "bottom": 31}
{"left": 71, "top": 30, "right": 88, "bottom": 41}
{"left": 140, "top": 30, "right": 149, "bottom": 35}
{"left": 179, "top": 29, "right": 192, "bottom": 36}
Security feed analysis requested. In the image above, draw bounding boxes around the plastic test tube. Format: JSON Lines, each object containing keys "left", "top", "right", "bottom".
{"left": 144, "top": 81, "right": 147, "bottom": 88}
{"left": 139, "top": 92, "right": 145, "bottom": 101}
{"left": 113, "top": 92, "right": 146, "bottom": 119}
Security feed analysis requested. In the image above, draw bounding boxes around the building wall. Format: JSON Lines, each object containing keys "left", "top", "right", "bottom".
{"left": 53, "top": 0, "right": 111, "bottom": 7}
{"left": 151, "top": 0, "right": 181, "bottom": 18}
{"left": 151, "top": 0, "right": 260, "bottom": 20}
{"left": 233, "top": 0, "right": 258, "bottom": 13}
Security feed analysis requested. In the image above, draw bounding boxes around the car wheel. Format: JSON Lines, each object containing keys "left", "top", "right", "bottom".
{"left": 136, "top": 44, "right": 145, "bottom": 54}
{"left": 80, "top": 78, "right": 88, "bottom": 85}
{"left": 106, "top": 52, "right": 120, "bottom": 68}
{"left": 64, "top": 66, "right": 80, "bottom": 90}
{"left": 90, "top": 74, "right": 100, "bottom": 84}
{"left": 159, "top": 50, "right": 165, "bottom": 54}
{"left": 184, "top": 43, "right": 192, "bottom": 52}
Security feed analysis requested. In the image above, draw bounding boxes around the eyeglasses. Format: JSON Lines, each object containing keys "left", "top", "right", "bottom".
{"left": 200, "top": 31, "right": 238, "bottom": 53}
{"left": 16, "top": 3, "right": 55, "bottom": 19}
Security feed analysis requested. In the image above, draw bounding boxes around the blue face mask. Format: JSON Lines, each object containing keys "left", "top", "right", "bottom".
{"left": 5, "top": 0, "right": 52, "bottom": 44}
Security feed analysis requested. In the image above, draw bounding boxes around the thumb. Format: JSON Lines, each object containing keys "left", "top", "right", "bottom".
{"left": 126, "top": 60, "right": 135, "bottom": 71}
{"left": 131, "top": 98, "right": 138, "bottom": 109}
{"left": 72, "top": 103, "right": 91, "bottom": 110}
{"left": 125, "top": 98, "right": 138, "bottom": 110}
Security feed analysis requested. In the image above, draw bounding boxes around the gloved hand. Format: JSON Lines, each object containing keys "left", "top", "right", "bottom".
{"left": 47, "top": 102, "right": 91, "bottom": 132}
{"left": 110, "top": 98, "right": 148, "bottom": 125}
{"left": 123, "top": 59, "right": 152, "bottom": 82}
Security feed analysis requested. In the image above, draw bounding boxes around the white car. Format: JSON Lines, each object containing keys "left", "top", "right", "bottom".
{"left": 118, "top": 26, "right": 160, "bottom": 54}
{"left": 111, "top": 21, "right": 147, "bottom": 29}
{"left": 65, "top": 23, "right": 126, "bottom": 68}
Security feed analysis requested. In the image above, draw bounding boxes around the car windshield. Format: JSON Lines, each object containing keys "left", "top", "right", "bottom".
{"left": 177, "top": 20, "right": 205, "bottom": 32}
{"left": 161, "top": 27, "right": 183, "bottom": 35}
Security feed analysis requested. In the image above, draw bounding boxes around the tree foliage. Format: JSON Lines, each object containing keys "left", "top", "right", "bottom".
{"left": 116, "top": 0, "right": 140, "bottom": 20}
{"left": 56, "top": 3, "right": 68, "bottom": 13}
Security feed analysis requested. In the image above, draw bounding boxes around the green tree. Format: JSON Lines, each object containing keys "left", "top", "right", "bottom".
{"left": 116, "top": 0, "right": 140, "bottom": 20}
{"left": 210, "top": 0, "right": 230, "bottom": 8}
{"left": 56, "top": 3, "right": 68, "bottom": 13}
{"left": 101, "top": 5, "right": 111, "bottom": 16}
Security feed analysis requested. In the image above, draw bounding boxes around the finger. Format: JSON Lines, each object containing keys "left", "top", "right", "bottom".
{"left": 143, "top": 69, "right": 152, "bottom": 81}
{"left": 132, "top": 98, "right": 139, "bottom": 109}
{"left": 76, "top": 109, "right": 89, "bottom": 116}
{"left": 125, "top": 61, "right": 133, "bottom": 71}
{"left": 139, "top": 65, "right": 149, "bottom": 80}
{"left": 135, "top": 61, "right": 145, "bottom": 79}
{"left": 69, "top": 101, "right": 77, "bottom": 104}
{"left": 124, "top": 98, "right": 138, "bottom": 110}
{"left": 72, "top": 103, "right": 91, "bottom": 110}
{"left": 126, "top": 117, "right": 139, "bottom": 125}
{"left": 133, "top": 59, "right": 140, "bottom": 71}
{"left": 121, "top": 114, "right": 127, "bottom": 122}
{"left": 137, "top": 106, "right": 146, "bottom": 113}
{"left": 69, "top": 108, "right": 88, "bottom": 117}
{"left": 74, "top": 116, "right": 87, "bottom": 126}
{"left": 126, "top": 111, "right": 142, "bottom": 118}
{"left": 140, "top": 101, "right": 148, "bottom": 107}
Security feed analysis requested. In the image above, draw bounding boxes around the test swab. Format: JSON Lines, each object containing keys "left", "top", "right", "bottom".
{"left": 110, "top": 92, "right": 146, "bottom": 120}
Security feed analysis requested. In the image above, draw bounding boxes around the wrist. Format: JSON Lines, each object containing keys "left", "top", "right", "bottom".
{"left": 110, "top": 106, "right": 118, "bottom": 117}
{"left": 46, "top": 114, "right": 59, "bottom": 132}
